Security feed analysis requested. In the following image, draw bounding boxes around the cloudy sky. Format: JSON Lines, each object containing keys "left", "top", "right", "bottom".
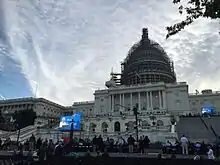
{"left": 0, "top": 0, "right": 219, "bottom": 105}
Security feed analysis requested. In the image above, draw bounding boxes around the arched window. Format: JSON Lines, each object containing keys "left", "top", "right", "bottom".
{"left": 125, "top": 121, "right": 134, "bottom": 131}
{"left": 101, "top": 122, "right": 108, "bottom": 133}
{"left": 142, "top": 120, "right": 150, "bottom": 128}
{"left": 114, "top": 121, "right": 121, "bottom": 132}
{"left": 89, "top": 123, "right": 96, "bottom": 133}
{"left": 157, "top": 120, "right": 164, "bottom": 126}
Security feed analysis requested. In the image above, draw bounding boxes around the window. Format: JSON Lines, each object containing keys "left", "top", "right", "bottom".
{"left": 200, "top": 100, "right": 204, "bottom": 105}
{"left": 114, "top": 122, "right": 121, "bottom": 132}
{"left": 100, "top": 105, "right": 104, "bottom": 112}
{"left": 101, "top": 122, "right": 108, "bottom": 133}
{"left": 176, "top": 100, "right": 180, "bottom": 108}
{"left": 175, "top": 91, "right": 179, "bottom": 96}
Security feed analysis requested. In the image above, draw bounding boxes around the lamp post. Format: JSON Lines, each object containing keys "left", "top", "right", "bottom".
{"left": 69, "top": 118, "right": 74, "bottom": 141}
{"left": 133, "top": 103, "right": 139, "bottom": 142}
{"left": 116, "top": 103, "right": 140, "bottom": 141}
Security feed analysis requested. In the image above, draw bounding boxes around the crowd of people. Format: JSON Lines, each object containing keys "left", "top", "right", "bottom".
{"left": 162, "top": 135, "right": 218, "bottom": 160}
{"left": 0, "top": 133, "right": 220, "bottom": 162}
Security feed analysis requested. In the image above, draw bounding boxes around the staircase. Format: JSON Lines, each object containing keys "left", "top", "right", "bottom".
{"left": 10, "top": 125, "right": 37, "bottom": 142}
{"left": 176, "top": 116, "right": 215, "bottom": 143}
{"left": 0, "top": 125, "right": 37, "bottom": 142}
{"left": 210, "top": 125, "right": 217, "bottom": 138}
{"left": 203, "top": 116, "right": 220, "bottom": 137}
{"left": 199, "top": 116, "right": 208, "bottom": 130}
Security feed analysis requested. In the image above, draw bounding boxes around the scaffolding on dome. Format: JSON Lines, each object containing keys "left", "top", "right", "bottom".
{"left": 124, "top": 39, "right": 171, "bottom": 65}
{"left": 120, "top": 28, "right": 176, "bottom": 86}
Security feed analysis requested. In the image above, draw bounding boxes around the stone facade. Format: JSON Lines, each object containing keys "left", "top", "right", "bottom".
{"left": 69, "top": 86, "right": 220, "bottom": 141}
{"left": 0, "top": 97, "right": 66, "bottom": 118}
{"left": 68, "top": 82, "right": 190, "bottom": 141}
{"left": 188, "top": 90, "right": 220, "bottom": 115}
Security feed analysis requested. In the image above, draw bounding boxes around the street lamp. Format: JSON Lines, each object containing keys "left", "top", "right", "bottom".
{"left": 133, "top": 103, "right": 139, "bottom": 142}
{"left": 115, "top": 103, "right": 140, "bottom": 141}
{"left": 69, "top": 118, "right": 74, "bottom": 141}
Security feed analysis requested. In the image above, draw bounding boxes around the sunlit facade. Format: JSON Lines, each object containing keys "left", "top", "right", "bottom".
{"left": 69, "top": 28, "right": 220, "bottom": 142}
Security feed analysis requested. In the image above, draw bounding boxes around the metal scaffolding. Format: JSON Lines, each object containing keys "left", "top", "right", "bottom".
{"left": 121, "top": 28, "right": 176, "bottom": 86}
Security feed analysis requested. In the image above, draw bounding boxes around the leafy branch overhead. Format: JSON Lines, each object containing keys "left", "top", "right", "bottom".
{"left": 166, "top": 0, "right": 220, "bottom": 38}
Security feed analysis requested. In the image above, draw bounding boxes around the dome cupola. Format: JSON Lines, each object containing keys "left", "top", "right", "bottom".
{"left": 121, "top": 28, "right": 176, "bottom": 85}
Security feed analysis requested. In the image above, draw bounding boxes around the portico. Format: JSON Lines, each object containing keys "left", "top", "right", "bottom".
{"left": 110, "top": 90, "right": 166, "bottom": 112}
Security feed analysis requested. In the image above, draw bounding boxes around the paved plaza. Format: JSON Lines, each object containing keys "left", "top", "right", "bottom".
{"left": 0, "top": 150, "right": 208, "bottom": 160}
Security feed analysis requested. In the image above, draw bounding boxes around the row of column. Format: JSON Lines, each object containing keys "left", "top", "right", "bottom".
{"left": 110, "top": 91, "right": 166, "bottom": 111}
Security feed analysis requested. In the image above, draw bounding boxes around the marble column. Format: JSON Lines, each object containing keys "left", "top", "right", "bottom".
{"left": 119, "top": 94, "right": 122, "bottom": 111}
{"left": 150, "top": 92, "right": 153, "bottom": 110}
{"left": 122, "top": 94, "right": 125, "bottom": 111}
{"left": 158, "top": 90, "right": 162, "bottom": 109}
{"left": 112, "top": 94, "right": 114, "bottom": 112}
{"left": 162, "top": 91, "right": 166, "bottom": 109}
{"left": 108, "top": 95, "right": 111, "bottom": 112}
{"left": 146, "top": 92, "right": 149, "bottom": 110}
{"left": 138, "top": 92, "right": 141, "bottom": 111}
{"left": 130, "top": 93, "right": 133, "bottom": 110}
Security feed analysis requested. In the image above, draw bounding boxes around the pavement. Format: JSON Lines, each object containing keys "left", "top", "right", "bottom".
{"left": 0, "top": 150, "right": 38, "bottom": 157}
{"left": 0, "top": 150, "right": 208, "bottom": 159}
{"left": 63, "top": 152, "right": 208, "bottom": 159}
{"left": 109, "top": 153, "right": 208, "bottom": 159}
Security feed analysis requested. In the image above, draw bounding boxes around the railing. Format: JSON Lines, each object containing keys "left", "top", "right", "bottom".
{"left": 140, "top": 125, "right": 170, "bottom": 132}
{"left": 73, "top": 101, "right": 94, "bottom": 105}
{"left": 210, "top": 125, "right": 218, "bottom": 138}
{"left": 94, "top": 110, "right": 168, "bottom": 118}
{"left": 108, "top": 82, "right": 187, "bottom": 90}
{"left": 199, "top": 116, "right": 208, "bottom": 130}
{"left": 0, "top": 125, "right": 36, "bottom": 140}
{"left": 189, "top": 91, "right": 220, "bottom": 95}
{"left": 9, "top": 126, "right": 37, "bottom": 142}
{"left": 84, "top": 126, "right": 170, "bottom": 137}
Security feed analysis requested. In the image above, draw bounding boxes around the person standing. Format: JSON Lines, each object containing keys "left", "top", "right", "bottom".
{"left": 207, "top": 146, "right": 215, "bottom": 160}
{"left": 127, "top": 135, "right": 135, "bottom": 153}
{"left": 143, "top": 136, "right": 150, "bottom": 153}
{"left": 180, "top": 135, "right": 188, "bottom": 155}
{"left": 139, "top": 136, "right": 144, "bottom": 154}
{"left": 117, "top": 136, "right": 124, "bottom": 153}
{"left": 92, "top": 136, "right": 98, "bottom": 152}
{"left": 97, "top": 135, "right": 103, "bottom": 152}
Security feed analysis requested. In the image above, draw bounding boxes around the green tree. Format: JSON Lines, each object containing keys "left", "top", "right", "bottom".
{"left": 13, "top": 109, "right": 37, "bottom": 144}
{"left": 166, "top": 0, "right": 220, "bottom": 38}
{"left": 13, "top": 109, "right": 37, "bottom": 129}
{"left": 0, "top": 111, "right": 4, "bottom": 123}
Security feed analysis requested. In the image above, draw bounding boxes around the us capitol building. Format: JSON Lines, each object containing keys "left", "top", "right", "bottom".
{"left": 71, "top": 28, "right": 220, "bottom": 141}
{"left": 1, "top": 28, "right": 220, "bottom": 142}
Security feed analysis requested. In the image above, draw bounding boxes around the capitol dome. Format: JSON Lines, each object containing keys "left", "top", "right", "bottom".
{"left": 121, "top": 28, "right": 176, "bottom": 85}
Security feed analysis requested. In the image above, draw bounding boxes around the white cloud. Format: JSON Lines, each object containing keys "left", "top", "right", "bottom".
{"left": 0, "top": 94, "right": 5, "bottom": 100}
{"left": 0, "top": 61, "right": 3, "bottom": 71}
{"left": 3, "top": 0, "right": 220, "bottom": 105}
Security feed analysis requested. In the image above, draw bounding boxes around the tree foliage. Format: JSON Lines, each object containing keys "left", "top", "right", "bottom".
{"left": 166, "top": 0, "right": 220, "bottom": 38}
{"left": 0, "top": 111, "right": 4, "bottom": 123}
{"left": 13, "top": 109, "right": 37, "bottom": 129}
